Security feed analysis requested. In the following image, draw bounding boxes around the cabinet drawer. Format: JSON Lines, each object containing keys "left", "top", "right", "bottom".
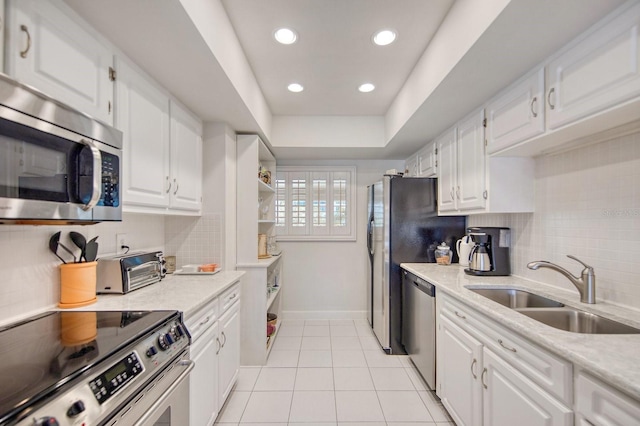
{"left": 220, "top": 283, "right": 240, "bottom": 313}
{"left": 185, "top": 298, "right": 219, "bottom": 342}
{"left": 575, "top": 371, "right": 640, "bottom": 425}
{"left": 440, "top": 293, "right": 572, "bottom": 404}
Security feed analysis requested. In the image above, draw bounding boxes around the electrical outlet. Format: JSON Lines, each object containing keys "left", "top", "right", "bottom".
{"left": 116, "top": 233, "right": 128, "bottom": 255}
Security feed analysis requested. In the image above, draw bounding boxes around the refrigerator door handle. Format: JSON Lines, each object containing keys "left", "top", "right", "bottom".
{"left": 367, "top": 216, "right": 375, "bottom": 255}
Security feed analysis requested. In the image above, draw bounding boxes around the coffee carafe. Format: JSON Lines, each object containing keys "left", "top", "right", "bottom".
{"left": 464, "top": 227, "right": 511, "bottom": 276}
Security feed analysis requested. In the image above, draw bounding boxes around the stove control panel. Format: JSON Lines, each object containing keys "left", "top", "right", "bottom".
{"left": 89, "top": 351, "right": 144, "bottom": 404}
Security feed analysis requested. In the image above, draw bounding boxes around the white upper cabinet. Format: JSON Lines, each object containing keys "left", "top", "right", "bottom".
{"left": 436, "top": 128, "right": 457, "bottom": 212}
{"left": 169, "top": 101, "right": 203, "bottom": 212}
{"left": 116, "top": 56, "right": 202, "bottom": 214}
{"left": 116, "top": 56, "right": 171, "bottom": 209}
{"left": 456, "top": 110, "right": 486, "bottom": 211}
{"left": 417, "top": 141, "right": 437, "bottom": 177}
{"left": 486, "top": 68, "right": 545, "bottom": 155}
{"left": 404, "top": 154, "right": 418, "bottom": 177}
{"left": 6, "top": 0, "right": 114, "bottom": 124}
{"left": 546, "top": 1, "right": 640, "bottom": 130}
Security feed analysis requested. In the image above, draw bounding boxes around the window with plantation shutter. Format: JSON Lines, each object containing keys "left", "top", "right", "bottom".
{"left": 275, "top": 166, "right": 356, "bottom": 241}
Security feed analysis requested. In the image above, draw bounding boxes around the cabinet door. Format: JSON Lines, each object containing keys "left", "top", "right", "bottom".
{"left": 439, "top": 316, "right": 483, "bottom": 426}
{"left": 417, "top": 142, "right": 437, "bottom": 177}
{"left": 7, "top": 0, "right": 114, "bottom": 124}
{"left": 170, "top": 101, "right": 203, "bottom": 211}
{"left": 115, "top": 57, "right": 171, "bottom": 208}
{"left": 486, "top": 68, "right": 545, "bottom": 154}
{"left": 575, "top": 371, "right": 640, "bottom": 426}
{"left": 218, "top": 301, "right": 240, "bottom": 407}
{"left": 436, "top": 129, "right": 457, "bottom": 212}
{"left": 546, "top": 2, "right": 640, "bottom": 130}
{"left": 190, "top": 321, "right": 220, "bottom": 426}
{"left": 483, "top": 348, "right": 573, "bottom": 426}
{"left": 404, "top": 154, "right": 418, "bottom": 177}
{"left": 456, "top": 109, "right": 486, "bottom": 211}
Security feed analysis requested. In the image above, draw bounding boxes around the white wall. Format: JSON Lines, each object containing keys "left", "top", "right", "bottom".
{"left": 469, "top": 131, "right": 640, "bottom": 309}
{"left": 0, "top": 213, "right": 165, "bottom": 326}
{"left": 277, "top": 159, "right": 403, "bottom": 319}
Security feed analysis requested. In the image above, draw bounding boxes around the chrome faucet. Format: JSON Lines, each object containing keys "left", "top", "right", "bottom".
{"left": 527, "top": 255, "right": 596, "bottom": 304}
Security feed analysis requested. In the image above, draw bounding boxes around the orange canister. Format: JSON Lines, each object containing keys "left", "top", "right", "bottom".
{"left": 58, "top": 261, "right": 98, "bottom": 308}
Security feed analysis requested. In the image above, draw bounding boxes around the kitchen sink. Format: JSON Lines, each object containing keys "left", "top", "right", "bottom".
{"left": 467, "top": 287, "right": 565, "bottom": 308}
{"left": 466, "top": 286, "right": 640, "bottom": 334}
{"left": 517, "top": 308, "right": 640, "bottom": 334}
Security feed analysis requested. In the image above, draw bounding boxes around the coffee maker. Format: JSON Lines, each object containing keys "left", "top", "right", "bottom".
{"left": 464, "top": 227, "right": 511, "bottom": 276}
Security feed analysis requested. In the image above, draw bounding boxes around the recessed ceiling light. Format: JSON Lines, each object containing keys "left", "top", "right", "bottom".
{"left": 373, "top": 29, "right": 396, "bottom": 46}
{"left": 358, "top": 83, "right": 375, "bottom": 93}
{"left": 274, "top": 28, "right": 298, "bottom": 45}
{"left": 288, "top": 83, "right": 304, "bottom": 93}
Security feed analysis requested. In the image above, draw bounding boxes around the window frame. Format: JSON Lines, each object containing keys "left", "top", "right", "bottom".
{"left": 275, "top": 166, "right": 357, "bottom": 241}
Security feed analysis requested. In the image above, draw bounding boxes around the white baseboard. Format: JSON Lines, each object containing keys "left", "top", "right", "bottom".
{"left": 281, "top": 310, "right": 367, "bottom": 320}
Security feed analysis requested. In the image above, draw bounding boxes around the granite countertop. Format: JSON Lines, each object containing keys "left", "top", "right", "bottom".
{"left": 401, "top": 263, "right": 640, "bottom": 401}
{"left": 62, "top": 270, "right": 244, "bottom": 318}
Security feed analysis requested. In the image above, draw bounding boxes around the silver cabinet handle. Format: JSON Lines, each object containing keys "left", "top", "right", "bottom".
{"left": 471, "top": 358, "right": 478, "bottom": 379}
{"left": 547, "top": 88, "right": 556, "bottom": 110}
{"left": 456, "top": 186, "right": 460, "bottom": 200}
{"left": 199, "top": 315, "right": 211, "bottom": 327}
{"left": 79, "top": 139, "right": 102, "bottom": 211}
{"left": 221, "top": 331, "right": 227, "bottom": 347}
{"left": 165, "top": 176, "right": 172, "bottom": 193}
{"left": 450, "top": 188, "right": 454, "bottom": 201}
{"left": 173, "top": 178, "right": 179, "bottom": 195}
{"left": 530, "top": 97, "right": 538, "bottom": 117}
{"left": 20, "top": 25, "right": 31, "bottom": 58}
{"left": 215, "top": 337, "right": 222, "bottom": 354}
{"left": 498, "top": 339, "right": 517, "bottom": 353}
{"left": 481, "top": 368, "right": 488, "bottom": 389}
{"left": 229, "top": 293, "right": 237, "bottom": 300}
{"left": 454, "top": 311, "right": 466, "bottom": 320}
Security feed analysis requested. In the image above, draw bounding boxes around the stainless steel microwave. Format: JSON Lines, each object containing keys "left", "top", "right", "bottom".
{"left": 0, "top": 73, "right": 122, "bottom": 224}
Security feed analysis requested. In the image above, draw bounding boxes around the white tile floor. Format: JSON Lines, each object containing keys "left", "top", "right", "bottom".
{"left": 215, "top": 319, "right": 455, "bottom": 426}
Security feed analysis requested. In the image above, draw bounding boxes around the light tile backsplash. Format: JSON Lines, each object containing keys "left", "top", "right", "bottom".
{"left": 0, "top": 213, "right": 165, "bottom": 325}
{"left": 469, "top": 131, "right": 640, "bottom": 309}
{"left": 164, "top": 214, "right": 222, "bottom": 269}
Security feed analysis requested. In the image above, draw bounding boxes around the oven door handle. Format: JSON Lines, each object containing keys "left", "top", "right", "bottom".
{"left": 80, "top": 138, "right": 102, "bottom": 211}
{"left": 133, "top": 359, "right": 195, "bottom": 426}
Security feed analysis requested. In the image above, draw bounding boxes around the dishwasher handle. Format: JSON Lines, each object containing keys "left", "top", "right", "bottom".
{"left": 403, "top": 270, "right": 435, "bottom": 297}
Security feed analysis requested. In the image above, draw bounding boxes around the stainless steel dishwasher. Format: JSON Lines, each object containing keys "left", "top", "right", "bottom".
{"left": 402, "top": 269, "right": 436, "bottom": 390}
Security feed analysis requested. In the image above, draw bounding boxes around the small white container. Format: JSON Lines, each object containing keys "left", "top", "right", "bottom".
{"left": 181, "top": 264, "right": 199, "bottom": 273}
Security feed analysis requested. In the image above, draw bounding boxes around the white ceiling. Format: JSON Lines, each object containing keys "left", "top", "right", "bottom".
{"left": 63, "top": 0, "right": 627, "bottom": 160}
{"left": 220, "top": 0, "right": 454, "bottom": 116}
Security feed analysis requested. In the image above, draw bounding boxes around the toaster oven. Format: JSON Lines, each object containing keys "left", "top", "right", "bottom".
{"left": 97, "top": 251, "right": 166, "bottom": 294}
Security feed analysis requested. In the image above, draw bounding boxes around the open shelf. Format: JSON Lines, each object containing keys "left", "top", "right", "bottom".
{"left": 266, "top": 320, "right": 281, "bottom": 356}
{"left": 267, "top": 287, "right": 280, "bottom": 310}
{"left": 258, "top": 179, "right": 275, "bottom": 193}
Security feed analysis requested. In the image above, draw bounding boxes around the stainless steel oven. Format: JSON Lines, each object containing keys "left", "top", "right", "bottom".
{"left": 0, "top": 73, "right": 122, "bottom": 224}
{"left": 0, "top": 310, "right": 192, "bottom": 426}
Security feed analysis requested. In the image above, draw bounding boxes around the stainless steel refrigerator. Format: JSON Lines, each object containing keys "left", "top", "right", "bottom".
{"left": 366, "top": 175, "right": 466, "bottom": 354}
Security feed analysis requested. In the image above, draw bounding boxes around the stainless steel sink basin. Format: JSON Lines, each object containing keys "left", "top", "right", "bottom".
{"left": 466, "top": 286, "right": 640, "bottom": 334}
{"left": 516, "top": 308, "right": 640, "bottom": 334}
{"left": 467, "top": 287, "right": 565, "bottom": 308}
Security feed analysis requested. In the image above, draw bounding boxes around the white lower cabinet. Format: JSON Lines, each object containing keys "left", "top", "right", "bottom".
{"left": 483, "top": 348, "right": 572, "bottom": 426}
{"left": 186, "top": 283, "right": 240, "bottom": 426}
{"left": 190, "top": 320, "right": 220, "bottom": 426}
{"left": 437, "top": 293, "right": 572, "bottom": 426}
{"left": 217, "top": 300, "right": 240, "bottom": 407}
{"left": 439, "top": 316, "right": 482, "bottom": 426}
{"left": 575, "top": 371, "right": 640, "bottom": 426}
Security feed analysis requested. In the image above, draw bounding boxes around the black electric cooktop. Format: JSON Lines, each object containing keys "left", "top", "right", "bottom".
{"left": 0, "top": 310, "right": 179, "bottom": 424}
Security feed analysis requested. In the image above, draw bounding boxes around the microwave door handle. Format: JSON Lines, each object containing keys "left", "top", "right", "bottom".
{"left": 80, "top": 139, "right": 102, "bottom": 211}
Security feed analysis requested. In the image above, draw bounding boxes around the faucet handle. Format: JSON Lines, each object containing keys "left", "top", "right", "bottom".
{"left": 567, "top": 255, "right": 593, "bottom": 271}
